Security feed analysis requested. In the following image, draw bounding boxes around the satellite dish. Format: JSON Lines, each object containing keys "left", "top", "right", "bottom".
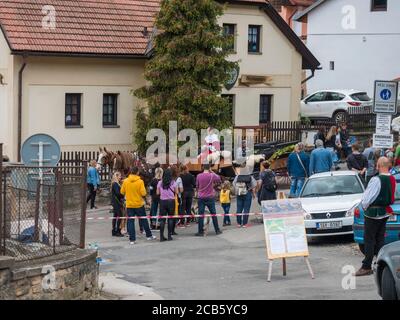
{"left": 21, "top": 134, "right": 61, "bottom": 167}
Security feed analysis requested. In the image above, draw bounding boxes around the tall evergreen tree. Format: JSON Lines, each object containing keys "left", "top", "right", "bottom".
{"left": 134, "top": 0, "right": 238, "bottom": 154}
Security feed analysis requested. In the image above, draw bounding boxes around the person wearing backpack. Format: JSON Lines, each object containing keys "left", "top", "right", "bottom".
{"left": 287, "top": 143, "right": 310, "bottom": 197}
{"left": 233, "top": 163, "right": 257, "bottom": 228}
{"left": 258, "top": 161, "right": 278, "bottom": 204}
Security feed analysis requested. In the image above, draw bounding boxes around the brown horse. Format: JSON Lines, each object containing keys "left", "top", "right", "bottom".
{"left": 98, "top": 147, "right": 153, "bottom": 185}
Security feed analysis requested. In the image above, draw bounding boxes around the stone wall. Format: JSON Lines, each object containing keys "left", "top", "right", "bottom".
{"left": 0, "top": 249, "right": 99, "bottom": 300}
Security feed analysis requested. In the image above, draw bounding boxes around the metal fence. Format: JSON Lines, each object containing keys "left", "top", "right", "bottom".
{"left": 0, "top": 146, "right": 87, "bottom": 261}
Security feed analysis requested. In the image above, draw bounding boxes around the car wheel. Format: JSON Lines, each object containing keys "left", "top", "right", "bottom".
{"left": 358, "top": 243, "right": 365, "bottom": 254}
{"left": 381, "top": 266, "right": 398, "bottom": 300}
{"left": 333, "top": 111, "right": 348, "bottom": 124}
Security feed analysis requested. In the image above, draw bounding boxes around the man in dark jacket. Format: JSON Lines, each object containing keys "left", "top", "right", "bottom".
{"left": 356, "top": 157, "right": 396, "bottom": 276}
{"left": 288, "top": 143, "right": 310, "bottom": 197}
{"left": 346, "top": 143, "right": 368, "bottom": 181}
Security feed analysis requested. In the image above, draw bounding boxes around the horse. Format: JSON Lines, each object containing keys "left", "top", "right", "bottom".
{"left": 97, "top": 147, "right": 154, "bottom": 186}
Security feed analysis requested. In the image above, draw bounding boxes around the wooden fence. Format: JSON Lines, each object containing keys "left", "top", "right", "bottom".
{"left": 236, "top": 111, "right": 398, "bottom": 144}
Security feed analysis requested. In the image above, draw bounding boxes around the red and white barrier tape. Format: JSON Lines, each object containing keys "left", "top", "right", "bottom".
{"left": 78, "top": 212, "right": 262, "bottom": 221}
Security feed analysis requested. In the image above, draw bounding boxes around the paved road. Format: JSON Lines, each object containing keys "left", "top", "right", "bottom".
{"left": 86, "top": 200, "right": 379, "bottom": 300}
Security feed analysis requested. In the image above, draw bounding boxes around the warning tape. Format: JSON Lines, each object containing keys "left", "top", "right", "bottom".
{"left": 58, "top": 212, "right": 264, "bottom": 222}
{"left": 85, "top": 212, "right": 263, "bottom": 221}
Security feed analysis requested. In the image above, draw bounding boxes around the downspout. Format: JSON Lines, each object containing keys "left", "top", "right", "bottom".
{"left": 301, "top": 68, "right": 315, "bottom": 84}
{"left": 17, "top": 58, "right": 27, "bottom": 162}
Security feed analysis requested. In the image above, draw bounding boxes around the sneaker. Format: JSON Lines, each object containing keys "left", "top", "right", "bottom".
{"left": 216, "top": 230, "right": 223, "bottom": 235}
{"left": 237, "top": 225, "right": 242, "bottom": 228}
{"left": 242, "top": 224, "right": 250, "bottom": 228}
{"left": 147, "top": 235, "right": 157, "bottom": 241}
{"left": 129, "top": 241, "right": 136, "bottom": 245}
{"left": 185, "top": 223, "right": 191, "bottom": 227}
{"left": 195, "top": 232, "right": 204, "bottom": 237}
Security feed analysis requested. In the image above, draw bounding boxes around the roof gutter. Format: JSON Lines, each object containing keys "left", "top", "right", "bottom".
{"left": 17, "top": 58, "right": 27, "bottom": 162}
{"left": 11, "top": 50, "right": 149, "bottom": 60}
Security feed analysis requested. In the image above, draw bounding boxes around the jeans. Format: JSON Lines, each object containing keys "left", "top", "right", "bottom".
{"left": 182, "top": 191, "right": 194, "bottom": 224}
{"left": 127, "top": 207, "right": 152, "bottom": 242}
{"left": 150, "top": 198, "right": 159, "bottom": 225}
{"left": 112, "top": 207, "right": 122, "bottom": 234}
{"left": 289, "top": 177, "right": 305, "bottom": 197}
{"left": 198, "top": 198, "right": 220, "bottom": 234}
{"left": 362, "top": 217, "right": 388, "bottom": 270}
{"left": 86, "top": 183, "right": 97, "bottom": 209}
{"left": 159, "top": 199, "right": 175, "bottom": 239}
{"left": 222, "top": 203, "right": 231, "bottom": 225}
{"left": 236, "top": 192, "right": 252, "bottom": 226}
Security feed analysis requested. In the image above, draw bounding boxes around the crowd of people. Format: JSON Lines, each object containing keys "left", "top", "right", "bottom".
{"left": 100, "top": 161, "right": 279, "bottom": 245}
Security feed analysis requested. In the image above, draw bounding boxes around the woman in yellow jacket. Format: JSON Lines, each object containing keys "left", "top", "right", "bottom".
{"left": 121, "top": 167, "right": 156, "bottom": 245}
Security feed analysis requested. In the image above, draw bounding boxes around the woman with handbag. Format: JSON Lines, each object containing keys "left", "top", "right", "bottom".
{"left": 287, "top": 143, "right": 310, "bottom": 198}
{"left": 111, "top": 171, "right": 125, "bottom": 237}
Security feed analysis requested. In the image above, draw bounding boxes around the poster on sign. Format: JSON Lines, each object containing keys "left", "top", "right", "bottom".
{"left": 375, "top": 114, "right": 392, "bottom": 135}
{"left": 261, "top": 199, "right": 309, "bottom": 260}
{"left": 373, "top": 134, "right": 393, "bottom": 149}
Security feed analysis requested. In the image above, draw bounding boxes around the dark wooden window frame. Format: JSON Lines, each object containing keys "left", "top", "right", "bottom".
{"left": 371, "top": 0, "right": 387, "bottom": 11}
{"left": 259, "top": 95, "right": 272, "bottom": 124}
{"left": 222, "top": 94, "right": 236, "bottom": 123}
{"left": 65, "top": 93, "right": 82, "bottom": 128}
{"left": 248, "top": 25, "right": 262, "bottom": 54}
{"left": 223, "top": 23, "right": 237, "bottom": 53}
{"left": 103, "top": 94, "right": 119, "bottom": 127}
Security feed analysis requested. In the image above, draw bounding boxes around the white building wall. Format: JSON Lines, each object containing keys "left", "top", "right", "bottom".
{"left": 306, "top": 0, "right": 400, "bottom": 96}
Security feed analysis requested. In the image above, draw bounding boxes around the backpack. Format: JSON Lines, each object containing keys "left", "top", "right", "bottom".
{"left": 261, "top": 171, "right": 277, "bottom": 192}
{"left": 236, "top": 175, "right": 252, "bottom": 196}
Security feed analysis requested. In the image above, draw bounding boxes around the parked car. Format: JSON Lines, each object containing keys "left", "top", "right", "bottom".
{"left": 300, "top": 171, "right": 365, "bottom": 238}
{"left": 373, "top": 240, "right": 400, "bottom": 300}
{"left": 353, "top": 169, "right": 400, "bottom": 252}
{"left": 300, "top": 89, "right": 372, "bottom": 123}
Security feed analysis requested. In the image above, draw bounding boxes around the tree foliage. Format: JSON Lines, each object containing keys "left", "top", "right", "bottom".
{"left": 134, "top": 0, "right": 238, "bottom": 154}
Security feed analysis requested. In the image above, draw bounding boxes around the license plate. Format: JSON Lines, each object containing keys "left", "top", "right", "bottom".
{"left": 316, "top": 221, "right": 342, "bottom": 230}
{"left": 388, "top": 215, "right": 397, "bottom": 222}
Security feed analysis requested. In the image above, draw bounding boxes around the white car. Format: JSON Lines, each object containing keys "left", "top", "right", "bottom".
{"left": 300, "top": 89, "right": 372, "bottom": 123}
{"left": 299, "top": 171, "right": 365, "bottom": 238}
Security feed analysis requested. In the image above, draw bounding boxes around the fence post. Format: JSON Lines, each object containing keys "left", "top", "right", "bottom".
{"left": 80, "top": 163, "right": 87, "bottom": 249}
{"left": 56, "top": 170, "right": 64, "bottom": 246}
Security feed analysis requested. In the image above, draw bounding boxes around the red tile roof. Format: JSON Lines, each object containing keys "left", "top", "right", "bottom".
{"left": 0, "top": 0, "right": 160, "bottom": 56}
{"left": 0, "top": 0, "right": 319, "bottom": 70}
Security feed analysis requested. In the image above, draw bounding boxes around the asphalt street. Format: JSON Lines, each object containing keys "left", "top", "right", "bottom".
{"left": 86, "top": 200, "right": 380, "bottom": 300}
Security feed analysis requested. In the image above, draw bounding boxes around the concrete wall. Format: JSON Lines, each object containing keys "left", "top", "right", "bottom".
{"left": 220, "top": 5, "right": 303, "bottom": 126}
{"left": 306, "top": 0, "right": 400, "bottom": 96}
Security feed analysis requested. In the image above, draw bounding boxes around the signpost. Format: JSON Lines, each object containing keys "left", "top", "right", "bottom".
{"left": 261, "top": 198, "right": 314, "bottom": 282}
{"left": 372, "top": 80, "right": 398, "bottom": 149}
{"left": 21, "top": 134, "right": 61, "bottom": 241}
{"left": 373, "top": 80, "right": 398, "bottom": 115}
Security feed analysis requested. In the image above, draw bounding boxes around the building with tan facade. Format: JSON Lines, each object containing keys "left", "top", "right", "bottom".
{"left": 0, "top": 0, "right": 319, "bottom": 161}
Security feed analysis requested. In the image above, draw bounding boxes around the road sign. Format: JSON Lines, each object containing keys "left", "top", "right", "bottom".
{"left": 21, "top": 133, "right": 61, "bottom": 167}
{"left": 373, "top": 133, "right": 393, "bottom": 149}
{"left": 373, "top": 80, "right": 399, "bottom": 114}
{"left": 375, "top": 113, "right": 392, "bottom": 135}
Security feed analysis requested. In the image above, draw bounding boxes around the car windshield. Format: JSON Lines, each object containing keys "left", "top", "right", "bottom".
{"left": 301, "top": 175, "right": 364, "bottom": 198}
{"left": 350, "top": 92, "right": 371, "bottom": 101}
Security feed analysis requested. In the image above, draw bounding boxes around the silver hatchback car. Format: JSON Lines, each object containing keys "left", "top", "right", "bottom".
{"left": 374, "top": 240, "right": 400, "bottom": 300}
